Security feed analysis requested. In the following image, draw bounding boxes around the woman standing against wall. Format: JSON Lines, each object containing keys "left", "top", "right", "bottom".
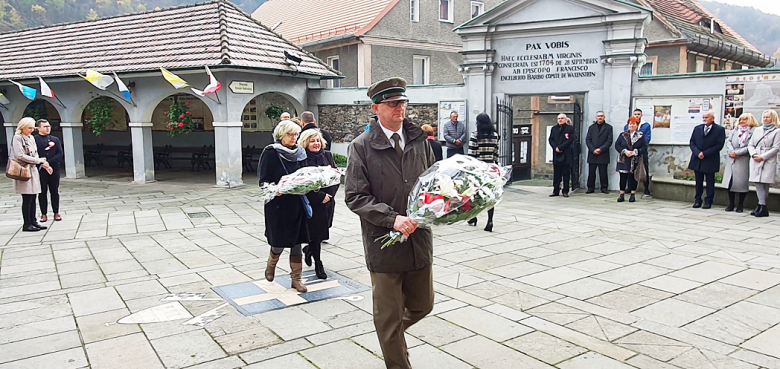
{"left": 724, "top": 113, "right": 757, "bottom": 212}
{"left": 748, "top": 109, "right": 780, "bottom": 217}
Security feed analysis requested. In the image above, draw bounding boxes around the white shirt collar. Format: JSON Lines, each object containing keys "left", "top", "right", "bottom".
{"left": 378, "top": 119, "right": 405, "bottom": 149}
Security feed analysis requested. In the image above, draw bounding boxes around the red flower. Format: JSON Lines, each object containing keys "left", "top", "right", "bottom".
{"left": 164, "top": 111, "right": 168, "bottom": 115}
{"left": 170, "top": 126, "right": 175, "bottom": 131}
{"left": 185, "top": 111, "right": 191, "bottom": 115}
{"left": 99, "top": 135, "right": 103, "bottom": 139}
{"left": 462, "top": 200, "right": 472, "bottom": 212}
{"left": 686, "top": 172, "right": 690, "bottom": 175}
{"left": 168, "top": 123, "right": 172, "bottom": 126}
{"left": 179, "top": 114, "right": 185, "bottom": 119}
{"left": 178, "top": 122, "right": 184, "bottom": 128}
{"left": 185, "top": 102, "right": 190, "bottom": 106}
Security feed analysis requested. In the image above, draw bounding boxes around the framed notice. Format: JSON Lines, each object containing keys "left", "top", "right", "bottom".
{"left": 438, "top": 100, "right": 467, "bottom": 142}
{"left": 725, "top": 74, "right": 780, "bottom": 129}
{"left": 632, "top": 96, "right": 721, "bottom": 145}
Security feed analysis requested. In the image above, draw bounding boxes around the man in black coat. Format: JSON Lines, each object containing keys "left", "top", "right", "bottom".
{"left": 34, "top": 119, "right": 64, "bottom": 222}
{"left": 585, "top": 111, "right": 613, "bottom": 194}
{"left": 549, "top": 113, "right": 575, "bottom": 197}
{"left": 688, "top": 111, "right": 726, "bottom": 209}
{"left": 300, "top": 111, "right": 333, "bottom": 151}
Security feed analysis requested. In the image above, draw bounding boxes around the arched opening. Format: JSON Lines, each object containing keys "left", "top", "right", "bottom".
{"left": 240, "top": 92, "right": 301, "bottom": 171}
{"left": 23, "top": 99, "right": 62, "bottom": 128}
{"left": 149, "top": 93, "right": 216, "bottom": 183}
{"left": 80, "top": 96, "right": 132, "bottom": 178}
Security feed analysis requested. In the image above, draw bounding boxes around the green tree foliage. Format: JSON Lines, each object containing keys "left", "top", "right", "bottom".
{"left": 0, "top": 0, "right": 267, "bottom": 31}
{"left": 700, "top": 1, "right": 780, "bottom": 59}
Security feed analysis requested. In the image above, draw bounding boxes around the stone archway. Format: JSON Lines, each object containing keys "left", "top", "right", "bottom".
{"left": 21, "top": 100, "right": 62, "bottom": 128}
{"left": 80, "top": 96, "right": 132, "bottom": 177}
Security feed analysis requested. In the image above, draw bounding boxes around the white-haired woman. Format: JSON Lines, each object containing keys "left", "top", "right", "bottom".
{"left": 298, "top": 129, "right": 339, "bottom": 279}
{"left": 748, "top": 109, "right": 780, "bottom": 217}
{"left": 724, "top": 113, "right": 758, "bottom": 212}
{"left": 258, "top": 120, "right": 309, "bottom": 292}
{"left": 11, "top": 117, "right": 52, "bottom": 232}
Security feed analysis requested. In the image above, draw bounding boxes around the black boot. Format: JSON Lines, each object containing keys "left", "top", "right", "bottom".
{"left": 314, "top": 261, "right": 327, "bottom": 279}
{"left": 725, "top": 192, "right": 735, "bottom": 212}
{"left": 755, "top": 205, "right": 769, "bottom": 217}
{"left": 629, "top": 194, "right": 636, "bottom": 203}
{"left": 484, "top": 222, "right": 493, "bottom": 232}
{"left": 617, "top": 194, "right": 625, "bottom": 203}
{"left": 467, "top": 218, "right": 477, "bottom": 226}
{"left": 736, "top": 193, "right": 746, "bottom": 213}
{"left": 751, "top": 205, "right": 760, "bottom": 216}
{"left": 303, "top": 245, "right": 312, "bottom": 267}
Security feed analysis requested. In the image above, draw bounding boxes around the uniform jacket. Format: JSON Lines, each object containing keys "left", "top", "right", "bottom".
{"left": 345, "top": 117, "right": 436, "bottom": 273}
{"left": 748, "top": 125, "right": 780, "bottom": 184}
{"left": 257, "top": 144, "right": 309, "bottom": 248}
{"left": 548, "top": 123, "right": 575, "bottom": 166}
{"left": 11, "top": 134, "right": 43, "bottom": 195}
{"left": 723, "top": 127, "right": 753, "bottom": 192}
{"left": 302, "top": 149, "right": 339, "bottom": 242}
{"left": 688, "top": 123, "right": 726, "bottom": 174}
{"left": 585, "top": 121, "right": 613, "bottom": 165}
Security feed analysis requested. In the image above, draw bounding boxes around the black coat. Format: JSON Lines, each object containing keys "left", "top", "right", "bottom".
{"left": 258, "top": 145, "right": 309, "bottom": 248}
{"left": 585, "top": 122, "right": 613, "bottom": 165}
{"left": 302, "top": 123, "right": 333, "bottom": 152}
{"left": 302, "top": 150, "right": 339, "bottom": 242}
{"left": 548, "top": 124, "right": 575, "bottom": 166}
{"left": 614, "top": 131, "right": 647, "bottom": 173}
{"left": 688, "top": 123, "right": 726, "bottom": 173}
{"left": 427, "top": 138, "right": 443, "bottom": 162}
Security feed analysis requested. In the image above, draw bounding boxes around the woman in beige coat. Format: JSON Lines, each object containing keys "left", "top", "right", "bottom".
{"left": 11, "top": 117, "right": 52, "bottom": 231}
{"left": 748, "top": 109, "right": 780, "bottom": 217}
{"left": 724, "top": 113, "right": 757, "bottom": 212}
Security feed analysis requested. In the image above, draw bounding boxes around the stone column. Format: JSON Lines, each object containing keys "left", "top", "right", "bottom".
{"left": 4, "top": 123, "right": 14, "bottom": 157}
{"left": 129, "top": 122, "right": 155, "bottom": 183}
{"left": 213, "top": 121, "right": 244, "bottom": 188}
{"left": 60, "top": 122, "right": 86, "bottom": 179}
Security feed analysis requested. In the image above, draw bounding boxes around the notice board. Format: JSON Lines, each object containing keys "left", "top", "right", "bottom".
{"left": 633, "top": 96, "right": 721, "bottom": 145}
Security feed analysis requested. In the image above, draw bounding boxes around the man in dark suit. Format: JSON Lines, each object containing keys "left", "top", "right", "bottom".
{"left": 585, "top": 111, "right": 613, "bottom": 194}
{"left": 549, "top": 113, "right": 575, "bottom": 197}
{"left": 688, "top": 111, "right": 726, "bottom": 209}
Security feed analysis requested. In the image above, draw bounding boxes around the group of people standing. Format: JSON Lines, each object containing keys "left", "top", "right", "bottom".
{"left": 9, "top": 117, "right": 63, "bottom": 231}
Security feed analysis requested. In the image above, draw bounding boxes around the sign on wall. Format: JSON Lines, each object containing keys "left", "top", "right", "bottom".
{"left": 724, "top": 74, "right": 780, "bottom": 128}
{"left": 634, "top": 96, "right": 721, "bottom": 145}
{"left": 438, "top": 101, "right": 467, "bottom": 142}
{"left": 496, "top": 38, "right": 601, "bottom": 83}
{"left": 229, "top": 81, "right": 254, "bottom": 94}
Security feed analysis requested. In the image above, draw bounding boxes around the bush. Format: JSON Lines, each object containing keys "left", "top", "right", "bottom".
{"left": 333, "top": 153, "right": 347, "bottom": 167}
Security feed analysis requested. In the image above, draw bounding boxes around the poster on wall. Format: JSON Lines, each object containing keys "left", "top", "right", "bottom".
{"left": 633, "top": 96, "right": 720, "bottom": 145}
{"left": 725, "top": 74, "right": 780, "bottom": 129}
{"left": 438, "top": 101, "right": 467, "bottom": 142}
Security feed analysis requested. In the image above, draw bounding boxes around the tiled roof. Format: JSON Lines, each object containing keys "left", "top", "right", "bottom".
{"left": 642, "top": 0, "right": 760, "bottom": 53}
{"left": 0, "top": 0, "right": 340, "bottom": 81}
{"left": 252, "top": 0, "right": 396, "bottom": 45}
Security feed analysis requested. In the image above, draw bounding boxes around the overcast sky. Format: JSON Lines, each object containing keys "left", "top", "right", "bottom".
{"left": 707, "top": 0, "right": 780, "bottom": 16}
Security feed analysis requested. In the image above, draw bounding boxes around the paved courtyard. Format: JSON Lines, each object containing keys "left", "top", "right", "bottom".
{"left": 1, "top": 176, "right": 780, "bottom": 369}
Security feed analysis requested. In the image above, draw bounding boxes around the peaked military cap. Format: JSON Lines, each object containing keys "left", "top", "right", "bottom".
{"left": 367, "top": 77, "right": 409, "bottom": 104}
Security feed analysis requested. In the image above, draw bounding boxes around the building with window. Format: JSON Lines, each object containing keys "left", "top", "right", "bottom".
{"left": 252, "top": 0, "right": 502, "bottom": 87}
{"left": 632, "top": 0, "right": 772, "bottom": 76}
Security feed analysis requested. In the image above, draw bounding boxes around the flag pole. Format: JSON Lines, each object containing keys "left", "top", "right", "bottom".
{"left": 52, "top": 95, "right": 67, "bottom": 109}
{"left": 0, "top": 103, "right": 7, "bottom": 110}
{"left": 203, "top": 94, "right": 219, "bottom": 104}
{"left": 214, "top": 92, "right": 221, "bottom": 104}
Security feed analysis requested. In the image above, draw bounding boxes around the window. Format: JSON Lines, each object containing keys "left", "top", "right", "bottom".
{"left": 695, "top": 58, "right": 705, "bottom": 73}
{"left": 439, "top": 0, "right": 453, "bottom": 22}
{"left": 413, "top": 55, "right": 430, "bottom": 85}
{"left": 711, "top": 61, "right": 719, "bottom": 71}
{"left": 640, "top": 62, "right": 654, "bottom": 76}
{"left": 327, "top": 56, "right": 340, "bottom": 88}
{"left": 410, "top": 0, "right": 419, "bottom": 22}
{"left": 471, "top": 1, "right": 484, "bottom": 18}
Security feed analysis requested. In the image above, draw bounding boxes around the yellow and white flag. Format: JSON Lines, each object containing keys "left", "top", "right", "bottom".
{"left": 160, "top": 67, "right": 189, "bottom": 89}
{"left": 82, "top": 70, "right": 114, "bottom": 90}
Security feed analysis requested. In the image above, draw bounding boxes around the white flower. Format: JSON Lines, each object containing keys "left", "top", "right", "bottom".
{"left": 438, "top": 175, "right": 459, "bottom": 198}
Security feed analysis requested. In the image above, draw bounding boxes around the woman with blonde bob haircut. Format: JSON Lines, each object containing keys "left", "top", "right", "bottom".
{"left": 11, "top": 117, "right": 53, "bottom": 231}
{"left": 724, "top": 113, "right": 758, "bottom": 212}
{"left": 258, "top": 120, "right": 309, "bottom": 292}
{"left": 748, "top": 109, "right": 780, "bottom": 217}
{"left": 297, "top": 129, "right": 339, "bottom": 279}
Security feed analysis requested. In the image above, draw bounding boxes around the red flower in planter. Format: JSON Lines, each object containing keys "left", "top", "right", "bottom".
{"left": 178, "top": 122, "right": 184, "bottom": 128}
{"left": 185, "top": 111, "right": 191, "bottom": 115}
{"left": 170, "top": 126, "right": 175, "bottom": 131}
{"left": 99, "top": 135, "right": 104, "bottom": 139}
{"left": 185, "top": 102, "right": 190, "bottom": 106}
{"left": 179, "top": 114, "right": 185, "bottom": 119}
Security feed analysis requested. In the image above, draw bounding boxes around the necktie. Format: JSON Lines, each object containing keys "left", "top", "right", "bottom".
{"left": 705, "top": 126, "right": 710, "bottom": 136}
{"left": 391, "top": 133, "right": 403, "bottom": 157}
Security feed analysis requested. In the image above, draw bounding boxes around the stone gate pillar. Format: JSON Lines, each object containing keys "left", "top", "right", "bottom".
{"left": 213, "top": 121, "right": 243, "bottom": 187}
{"left": 129, "top": 122, "right": 155, "bottom": 183}
{"left": 60, "top": 122, "right": 86, "bottom": 179}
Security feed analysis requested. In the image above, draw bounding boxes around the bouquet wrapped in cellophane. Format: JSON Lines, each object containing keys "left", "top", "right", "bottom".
{"left": 259, "top": 166, "right": 343, "bottom": 204}
{"left": 376, "top": 155, "right": 511, "bottom": 249}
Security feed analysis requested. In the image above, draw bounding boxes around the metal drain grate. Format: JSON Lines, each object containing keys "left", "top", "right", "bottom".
{"left": 187, "top": 212, "right": 212, "bottom": 219}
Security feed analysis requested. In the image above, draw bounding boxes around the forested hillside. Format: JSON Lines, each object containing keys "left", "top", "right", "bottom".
{"left": 700, "top": 1, "right": 780, "bottom": 58}
{"left": 0, "top": 0, "right": 265, "bottom": 32}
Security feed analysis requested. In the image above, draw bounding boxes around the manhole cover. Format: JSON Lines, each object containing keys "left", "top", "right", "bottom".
{"left": 187, "top": 212, "right": 212, "bottom": 219}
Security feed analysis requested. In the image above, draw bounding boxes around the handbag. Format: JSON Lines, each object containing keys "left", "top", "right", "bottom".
{"left": 6, "top": 159, "right": 32, "bottom": 181}
{"left": 276, "top": 152, "right": 313, "bottom": 219}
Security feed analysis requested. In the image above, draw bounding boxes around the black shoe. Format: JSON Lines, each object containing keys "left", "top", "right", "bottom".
{"left": 703, "top": 203, "right": 712, "bottom": 209}
{"left": 629, "top": 194, "right": 636, "bottom": 203}
{"left": 644, "top": 191, "right": 652, "bottom": 197}
{"left": 314, "top": 261, "right": 327, "bottom": 279}
{"left": 725, "top": 204, "right": 734, "bottom": 212}
{"left": 585, "top": 189, "right": 595, "bottom": 194}
{"left": 22, "top": 225, "right": 40, "bottom": 232}
{"left": 755, "top": 205, "right": 769, "bottom": 217}
{"left": 467, "top": 218, "right": 477, "bottom": 226}
{"left": 693, "top": 202, "right": 702, "bottom": 208}
{"left": 32, "top": 223, "right": 47, "bottom": 230}
{"left": 484, "top": 222, "right": 493, "bottom": 232}
{"left": 617, "top": 194, "right": 625, "bottom": 203}
{"left": 736, "top": 205, "right": 744, "bottom": 213}
{"left": 549, "top": 193, "right": 559, "bottom": 197}
{"left": 303, "top": 245, "right": 312, "bottom": 267}
{"left": 601, "top": 190, "right": 610, "bottom": 194}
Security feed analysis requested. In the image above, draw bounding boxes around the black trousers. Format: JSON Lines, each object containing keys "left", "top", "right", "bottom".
{"left": 694, "top": 171, "right": 716, "bottom": 204}
{"left": 39, "top": 166, "right": 60, "bottom": 214}
{"left": 21, "top": 194, "right": 37, "bottom": 227}
{"left": 587, "top": 163, "right": 608, "bottom": 191}
{"left": 447, "top": 147, "right": 464, "bottom": 158}
{"left": 619, "top": 173, "right": 638, "bottom": 192}
{"left": 553, "top": 164, "right": 571, "bottom": 194}
{"left": 642, "top": 152, "right": 650, "bottom": 193}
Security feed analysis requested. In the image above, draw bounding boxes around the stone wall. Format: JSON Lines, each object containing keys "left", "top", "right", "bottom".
{"left": 317, "top": 104, "right": 438, "bottom": 142}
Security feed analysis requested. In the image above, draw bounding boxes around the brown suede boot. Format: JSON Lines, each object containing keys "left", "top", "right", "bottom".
{"left": 265, "top": 251, "right": 281, "bottom": 282}
{"left": 290, "top": 255, "right": 308, "bottom": 293}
